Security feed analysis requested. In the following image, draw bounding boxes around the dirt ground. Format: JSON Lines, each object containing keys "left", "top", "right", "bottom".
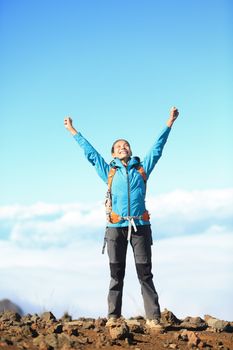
{"left": 0, "top": 311, "right": 233, "bottom": 350}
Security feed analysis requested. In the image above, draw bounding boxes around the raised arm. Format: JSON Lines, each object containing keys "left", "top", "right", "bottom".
{"left": 142, "top": 107, "right": 179, "bottom": 178}
{"left": 64, "top": 116, "right": 110, "bottom": 183}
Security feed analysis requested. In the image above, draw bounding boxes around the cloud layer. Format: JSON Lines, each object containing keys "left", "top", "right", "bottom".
{"left": 0, "top": 188, "right": 233, "bottom": 320}
{"left": 1, "top": 188, "right": 232, "bottom": 247}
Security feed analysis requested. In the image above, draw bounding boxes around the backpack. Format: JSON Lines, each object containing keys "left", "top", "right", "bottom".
{"left": 105, "top": 164, "right": 150, "bottom": 223}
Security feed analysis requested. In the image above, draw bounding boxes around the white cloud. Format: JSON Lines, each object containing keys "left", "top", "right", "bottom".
{"left": 148, "top": 188, "right": 233, "bottom": 237}
{"left": 155, "top": 226, "right": 233, "bottom": 321}
{"left": 0, "top": 201, "right": 105, "bottom": 225}
{"left": 0, "top": 189, "right": 232, "bottom": 320}
{"left": 0, "top": 227, "right": 232, "bottom": 321}
{"left": 1, "top": 188, "right": 232, "bottom": 246}
{"left": 0, "top": 201, "right": 105, "bottom": 247}
{"left": 148, "top": 188, "right": 233, "bottom": 219}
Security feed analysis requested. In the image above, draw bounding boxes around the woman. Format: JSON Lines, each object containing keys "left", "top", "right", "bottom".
{"left": 64, "top": 107, "right": 179, "bottom": 329}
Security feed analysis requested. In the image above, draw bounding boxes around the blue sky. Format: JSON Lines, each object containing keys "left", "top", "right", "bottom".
{"left": 1, "top": 0, "right": 232, "bottom": 204}
{"left": 0, "top": 0, "right": 233, "bottom": 320}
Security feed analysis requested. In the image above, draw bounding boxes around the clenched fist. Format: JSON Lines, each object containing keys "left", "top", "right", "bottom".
{"left": 64, "top": 116, "right": 78, "bottom": 135}
{"left": 167, "top": 107, "right": 179, "bottom": 127}
{"left": 170, "top": 106, "right": 179, "bottom": 120}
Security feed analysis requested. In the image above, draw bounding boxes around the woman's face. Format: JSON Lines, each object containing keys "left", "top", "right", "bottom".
{"left": 112, "top": 140, "right": 132, "bottom": 161}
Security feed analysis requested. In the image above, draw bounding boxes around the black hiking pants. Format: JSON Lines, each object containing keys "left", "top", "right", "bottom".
{"left": 106, "top": 225, "right": 161, "bottom": 320}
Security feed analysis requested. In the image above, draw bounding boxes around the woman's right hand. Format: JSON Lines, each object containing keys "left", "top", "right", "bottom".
{"left": 64, "top": 116, "right": 78, "bottom": 135}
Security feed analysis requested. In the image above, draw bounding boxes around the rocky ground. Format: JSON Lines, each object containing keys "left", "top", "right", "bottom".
{"left": 0, "top": 309, "right": 233, "bottom": 350}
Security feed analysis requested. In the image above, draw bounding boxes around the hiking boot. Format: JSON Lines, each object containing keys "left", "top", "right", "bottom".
{"left": 106, "top": 317, "right": 118, "bottom": 327}
{"left": 146, "top": 318, "right": 163, "bottom": 331}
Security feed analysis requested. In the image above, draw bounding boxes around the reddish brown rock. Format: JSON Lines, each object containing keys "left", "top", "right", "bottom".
{"left": 180, "top": 316, "right": 207, "bottom": 330}
{"left": 108, "top": 320, "right": 130, "bottom": 340}
{"left": 0, "top": 310, "right": 233, "bottom": 350}
{"left": 180, "top": 329, "right": 201, "bottom": 347}
{"left": 205, "top": 315, "right": 233, "bottom": 332}
{"left": 161, "top": 308, "right": 181, "bottom": 325}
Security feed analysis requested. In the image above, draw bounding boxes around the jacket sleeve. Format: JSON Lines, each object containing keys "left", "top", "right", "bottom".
{"left": 142, "top": 126, "right": 171, "bottom": 179}
{"left": 73, "top": 132, "right": 110, "bottom": 183}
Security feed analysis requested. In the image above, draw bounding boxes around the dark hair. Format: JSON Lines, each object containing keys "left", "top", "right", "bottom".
{"left": 111, "top": 139, "right": 131, "bottom": 154}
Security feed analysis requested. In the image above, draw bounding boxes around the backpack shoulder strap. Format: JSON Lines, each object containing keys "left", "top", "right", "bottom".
{"left": 108, "top": 164, "right": 146, "bottom": 190}
{"left": 107, "top": 167, "right": 117, "bottom": 189}
{"left": 135, "top": 165, "right": 147, "bottom": 183}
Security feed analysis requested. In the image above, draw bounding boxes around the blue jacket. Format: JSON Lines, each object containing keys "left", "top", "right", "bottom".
{"left": 74, "top": 126, "right": 171, "bottom": 227}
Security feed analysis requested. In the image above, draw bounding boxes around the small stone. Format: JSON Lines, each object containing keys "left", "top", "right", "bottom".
{"left": 40, "top": 311, "right": 56, "bottom": 323}
{"left": 60, "top": 345, "right": 74, "bottom": 350}
{"left": 53, "top": 323, "right": 63, "bottom": 334}
{"left": 33, "top": 335, "right": 46, "bottom": 346}
{"left": 21, "top": 314, "right": 33, "bottom": 325}
{"left": 94, "top": 326, "right": 101, "bottom": 332}
{"left": 129, "top": 315, "right": 144, "bottom": 320}
{"left": 63, "top": 323, "right": 79, "bottom": 336}
{"left": 21, "top": 325, "right": 38, "bottom": 337}
{"left": 0, "top": 310, "right": 21, "bottom": 323}
{"left": 126, "top": 319, "right": 141, "bottom": 326}
{"left": 180, "top": 330, "right": 200, "bottom": 346}
{"left": 78, "top": 317, "right": 95, "bottom": 322}
{"left": 173, "top": 333, "right": 181, "bottom": 341}
{"left": 76, "top": 336, "right": 89, "bottom": 344}
{"left": 39, "top": 341, "right": 50, "bottom": 350}
{"left": 169, "top": 344, "right": 178, "bottom": 349}
{"left": 109, "top": 322, "right": 130, "bottom": 340}
{"left": 64, "top": 320, "right": 83, "bottom": 327}
{"left": 161, "top": 309, "right": 180, "bottom": 325}
{"left": 95, "top": 317, "right": 107, "bottom": 327}
{"left": 31, "top": 314, "right": 40, "bottom": 323}
{"left": 95, "top": 333, "right": 107, "bottom": 348}
{"left": 57, "top": 333, "right": 74, "bottom": 348}
{"left": 204, "top": 315, "right": 233, "bottom": 332}
{"left": 44, "top": 334, "right": 58, "bottom": 348}
{"left": 0, "top": 338, "right": 13, "bottom": 346}
{"left": 125, "top": 319, "right": 144, "bottom": 334}
{"left": 180, "top": 316, "right": 207, "bottom": 330}
{"left": 82, "top": 320, "right": 95, "bottom": 329}
{"left": 21, "top": 341, "right": 31, "bottom": 349}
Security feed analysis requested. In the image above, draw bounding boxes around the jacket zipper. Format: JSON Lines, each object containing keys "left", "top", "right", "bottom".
{"left": 126, "top": 167, "right": 130, "bottom": 216}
